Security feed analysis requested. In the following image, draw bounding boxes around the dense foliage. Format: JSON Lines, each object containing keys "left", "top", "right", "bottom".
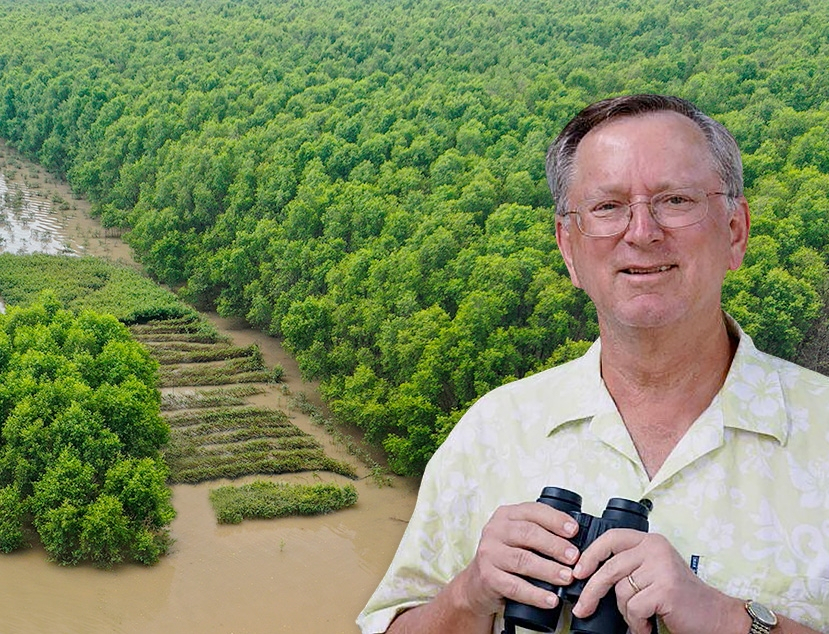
{"left": 0, "top": 0, "right": 827, "bottom": 474}
{"left": 209, "top": 480, "right": 358, "bottom": 524}
{"left": 0, "top": 293, "right": 174, "bottom": 565}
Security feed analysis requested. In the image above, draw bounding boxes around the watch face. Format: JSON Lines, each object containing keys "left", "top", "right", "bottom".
{"left": 748, "top": 601, "right": 778, "bottom": 626}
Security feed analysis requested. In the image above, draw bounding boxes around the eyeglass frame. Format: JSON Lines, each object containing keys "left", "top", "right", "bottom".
{"left": 561, "top": 189, "right": 731, "bottom": 238}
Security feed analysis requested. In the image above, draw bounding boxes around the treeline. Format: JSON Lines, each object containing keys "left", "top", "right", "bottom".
{"left": 0, "top": 0, "right": 827, "bottom": 474}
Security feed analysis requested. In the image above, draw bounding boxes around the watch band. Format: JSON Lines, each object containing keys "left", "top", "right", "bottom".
{"left": 749, "top": 620, "right": 772, "bottom": 634}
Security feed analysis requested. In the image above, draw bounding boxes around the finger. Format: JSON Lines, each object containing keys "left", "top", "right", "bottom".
{"left": 511, "top": 501, "right": 581, "bottom": 540}
{"left": 501, "top": 568, "right": 562, "bottom": 610}
{"left": 528, "top": 503, "right": 581, "bottom": 563}
{"left": 469, "top": 555, "right": 562, "bottom": 610}
{"left": 476, "top": 506, "right": 580, "bottom": 593}
{"left": 622, "top": 585, "right": 657, "bottom": 634}
{"left": 495, "top": 543, "right": 577, "bottom": 589}
{"left": 492, "top": 504, "right": 580, "bottom": 564}
{"left": 571, "top": 549, "right": 644, "bottom": 617}
{"left": 572, "top": 528, "right": 647, "bottom": 579}
{"left": 571, "top": 570, "right": 652, "bottom": 625}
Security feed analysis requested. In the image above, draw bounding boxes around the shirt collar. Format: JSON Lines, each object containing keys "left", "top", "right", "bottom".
{"left": 718, "top": 314, "right": 789, "bottom": 444}
{"left": 545, "top": 339, "right": 614, "bottom": 435}
{"left": 545, "top": 314, "right": 790, "bottom": 445}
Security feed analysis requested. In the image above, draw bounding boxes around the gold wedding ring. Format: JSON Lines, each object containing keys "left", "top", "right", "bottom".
{"left": 627, "top": 572, "right": 642, "bottom": 594}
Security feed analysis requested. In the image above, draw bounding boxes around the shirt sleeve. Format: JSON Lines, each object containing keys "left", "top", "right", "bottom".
{"left": 356, "top": 407, "right": 489, "bottom": 633}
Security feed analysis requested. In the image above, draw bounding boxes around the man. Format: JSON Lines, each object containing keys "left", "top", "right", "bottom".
{"left": 357, "top": 95, "right": 829, "bottom": 634}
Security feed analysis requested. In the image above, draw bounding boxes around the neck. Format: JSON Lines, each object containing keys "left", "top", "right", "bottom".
{"left": 598, "top": 312, "right": 737, "bottom": 477}
{"left": 600, "top": 311, "right": 734, "bottom": 388}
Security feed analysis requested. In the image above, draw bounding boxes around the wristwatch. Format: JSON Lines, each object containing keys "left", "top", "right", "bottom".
{"left": 745, "top": 600, "right": 778, "bottom": 633}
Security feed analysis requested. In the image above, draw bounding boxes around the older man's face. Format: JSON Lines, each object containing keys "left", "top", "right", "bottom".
{"left": 555, "top": 111, "right": 749, "bottom": 334}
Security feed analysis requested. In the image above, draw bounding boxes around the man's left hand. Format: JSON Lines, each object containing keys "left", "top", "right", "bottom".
{"left": 570, "top": 530, "right": 747, "bottom": 634}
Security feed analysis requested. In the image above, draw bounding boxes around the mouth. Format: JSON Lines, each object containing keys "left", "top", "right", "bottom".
{"left": 622, "top": 265, "right": 675, "bottom": 275}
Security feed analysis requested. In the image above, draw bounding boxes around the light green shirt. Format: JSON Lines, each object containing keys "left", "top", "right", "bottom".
{"left": 358, "top": 319, "right": 829, "bottom": 633}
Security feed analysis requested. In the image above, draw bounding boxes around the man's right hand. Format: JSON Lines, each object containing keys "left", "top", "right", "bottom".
{"left": 457, "top": 501, "right": 582, "bottom": 617}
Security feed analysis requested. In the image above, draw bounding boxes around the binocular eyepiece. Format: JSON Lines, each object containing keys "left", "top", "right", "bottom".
{"left": 502, "top": 487, "right": 652, "bottom": 634}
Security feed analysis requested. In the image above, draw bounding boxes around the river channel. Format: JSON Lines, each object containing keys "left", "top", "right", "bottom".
{"left": 0, "top": 142, "right": 419, "bottom": 633}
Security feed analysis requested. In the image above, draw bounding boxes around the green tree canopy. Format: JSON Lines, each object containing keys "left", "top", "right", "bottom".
{"left": 0, "top": 294, "right": 174, "bottom": 565}
{"left": 1, "top": 0, "right": 827, "bottom": 474}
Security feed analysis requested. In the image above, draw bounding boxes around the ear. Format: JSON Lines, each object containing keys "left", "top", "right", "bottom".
{"left": 556, "top": 215, "right": 583, "bottom": 288}
{"left": 727, "top": 196, "right": 750, "bottom": 271}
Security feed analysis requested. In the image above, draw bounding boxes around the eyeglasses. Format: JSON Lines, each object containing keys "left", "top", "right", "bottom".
{"left": 563, "top": 189, "right": 729, "bottom": 237}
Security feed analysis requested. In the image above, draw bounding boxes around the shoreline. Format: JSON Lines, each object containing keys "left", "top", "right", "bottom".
{"left": 0, "top": 139, "right": 417, "bottom": 633}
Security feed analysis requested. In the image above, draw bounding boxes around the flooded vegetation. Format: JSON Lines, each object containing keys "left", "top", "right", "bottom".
{"left": 0, "top": 142, "right": 131, "bottom": 262}
{"left": 0, "top": 174, "right": 74, "bottom": 256}
{"left": 0, "top": 143, "right": 417, "bottom": 633}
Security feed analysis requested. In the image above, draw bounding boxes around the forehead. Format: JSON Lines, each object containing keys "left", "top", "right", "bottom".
{"left": 570, "top": 111, "right": 719, "bottom": 195}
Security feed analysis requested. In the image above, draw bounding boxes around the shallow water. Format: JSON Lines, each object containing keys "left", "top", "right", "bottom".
{"left": 0, "top": 474, "right": 417, "bottom": 633}
{"left": 0, "top": 173, "right": 74, "bottom": 256}
{"left": 0, "top": 142, "right": 418, "bottom": 633}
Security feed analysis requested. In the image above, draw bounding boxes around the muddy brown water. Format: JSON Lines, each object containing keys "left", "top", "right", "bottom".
{"left": 0, "top": 142, "right": 418, "bottom": 633}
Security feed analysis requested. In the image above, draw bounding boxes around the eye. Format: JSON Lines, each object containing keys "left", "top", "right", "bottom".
{"left": 587, "top": 200, "right": 626, "bottom": 217}
{"left": 657, "top": 191, "right": 699, "bottom": 209}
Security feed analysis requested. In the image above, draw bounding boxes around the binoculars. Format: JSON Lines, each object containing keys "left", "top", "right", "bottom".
{"left": 502, "top": 487, "right": 652, "bottom": 634}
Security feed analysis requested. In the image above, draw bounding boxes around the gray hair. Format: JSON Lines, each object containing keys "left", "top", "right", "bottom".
{"left": 546, "top": 94, "right": 744, "bottom": 214}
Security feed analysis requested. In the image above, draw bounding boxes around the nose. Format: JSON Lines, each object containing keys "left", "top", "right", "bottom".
{"left": 624, "top": 199, "right": 664, "bottom": 243}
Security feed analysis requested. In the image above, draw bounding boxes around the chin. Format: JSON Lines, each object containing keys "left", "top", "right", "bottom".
{"left": 608, "top": 302, "right": 687, "bottom": 331}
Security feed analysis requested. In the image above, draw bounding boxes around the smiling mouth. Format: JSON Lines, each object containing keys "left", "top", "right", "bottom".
{"left": 623, "top": 265, "right": 675, "bottom": 274}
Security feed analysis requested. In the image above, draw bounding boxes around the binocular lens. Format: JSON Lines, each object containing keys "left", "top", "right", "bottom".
{"left": 538, "top": 487, "right": 582, "bottom": 512}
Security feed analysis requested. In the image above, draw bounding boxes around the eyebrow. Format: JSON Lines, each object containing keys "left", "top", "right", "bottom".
{"left": 580, "top": 183, "right": 706, "bottom": 198}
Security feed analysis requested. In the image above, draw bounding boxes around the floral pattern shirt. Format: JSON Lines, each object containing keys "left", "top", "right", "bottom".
{"left": 357, "top": 318, "right": 829, "bottom": 633}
